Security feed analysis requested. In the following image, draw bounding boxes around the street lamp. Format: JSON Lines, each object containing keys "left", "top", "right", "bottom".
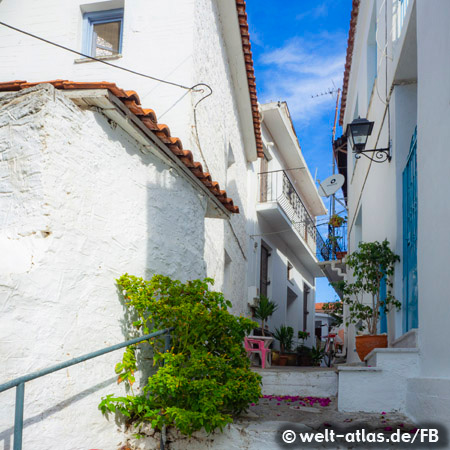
{"left": 346, "top": 117, "right": 391, "bottom": 163}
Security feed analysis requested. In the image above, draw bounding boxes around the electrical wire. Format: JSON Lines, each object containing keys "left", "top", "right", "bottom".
{"left": 0, "top": 21, "right": 197, "bottom": 92}
{"left": 191, "top": 83, "right": 213, "bottom": 174}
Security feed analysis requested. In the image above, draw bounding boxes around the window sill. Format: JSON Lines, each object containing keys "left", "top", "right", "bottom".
{"left": 74, "top": 54, "right": 123, "bottom": 64}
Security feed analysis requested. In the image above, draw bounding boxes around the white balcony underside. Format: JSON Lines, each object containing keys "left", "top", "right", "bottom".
{"left": 256, "top": 201, "right": 323, "bottom": 277}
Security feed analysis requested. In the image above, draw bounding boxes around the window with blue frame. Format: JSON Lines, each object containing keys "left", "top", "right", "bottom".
{"left": 83, "top": 9, "right": 124, "bottom": 57}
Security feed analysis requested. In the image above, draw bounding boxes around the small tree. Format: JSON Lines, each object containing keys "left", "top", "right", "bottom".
{"left": 253, "top": 295, "right": 278, "bottom": 336}
{"left": 335, "top": 240, "right": 401, "bottom": 335}
{"left": 322, "top": 301, "right": 343, "bottom": 327}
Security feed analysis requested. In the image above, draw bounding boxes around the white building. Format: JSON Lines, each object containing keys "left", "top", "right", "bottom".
{"left": 0, "top": 0, "right": 263, "bottom": 448}
{"left": 335, "top": 0, "right": 450, "bottom": 425}
{"left": 246, "top": 101, "right": 327, "bottom": 348}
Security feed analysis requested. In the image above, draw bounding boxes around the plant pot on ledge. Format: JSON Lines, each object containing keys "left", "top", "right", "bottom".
{"left": 278, "top": 355, "right": 288, "bottom": 366}
{"left": 355, "top": 334, "right": 387, "bottom": 361}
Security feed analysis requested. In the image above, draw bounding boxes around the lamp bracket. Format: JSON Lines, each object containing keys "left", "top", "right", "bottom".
{"left": 354, "top": 147, "right": 391, "bottom": 163}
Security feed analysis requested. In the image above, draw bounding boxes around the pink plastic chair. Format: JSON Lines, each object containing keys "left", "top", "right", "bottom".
{"left": 244, "top": 337, "right": 271, "bottom": 368}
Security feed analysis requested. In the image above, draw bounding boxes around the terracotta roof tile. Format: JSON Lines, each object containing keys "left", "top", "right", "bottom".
{"left": 339, "top": 0, "right": 360, "bottom": 126}
{"left": 0, "top": 80, "right": 239, "bottom": 214}
{"left": 235, "top": 0, "right": 263, "bottom": 158}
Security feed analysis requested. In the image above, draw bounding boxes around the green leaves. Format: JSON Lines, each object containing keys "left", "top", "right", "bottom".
{"left": 254, "top": 295, "right": 278, "bottom": 321}
{"left": 334, "top": 240, "right": 401, "bottom": 335}
{"left": 273, "top": 325, "right": 294, "bottom": 353}
{"left": 99, "top": 274, "right": 262, "bottom": 436}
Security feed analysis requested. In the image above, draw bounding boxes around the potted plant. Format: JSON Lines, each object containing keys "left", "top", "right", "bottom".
{"left": 329, "top": 214, "right": 346, "bottom": 228}
{"left": 309, "top": 345, "right": 325, "bottom": 366}
{"left": 253, "top": 295, "right": 278, "bottom": 337}
{"left": 295, "top": 331, "right": 312, "bottom": 366}
{"left": 335, "top": 240, "right": 401, "bottom": 361}
{"left": 273, "top": 325, "right": 294, "bottom": 366}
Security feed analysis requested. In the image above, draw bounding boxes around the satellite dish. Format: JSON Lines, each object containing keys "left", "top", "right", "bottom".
{"left": 318, "top": 174, "right": 345, "bottom": 197}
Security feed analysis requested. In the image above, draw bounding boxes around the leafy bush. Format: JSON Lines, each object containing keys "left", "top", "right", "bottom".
{"left": 99, "top": 274, "right": 261, "bottom": 436}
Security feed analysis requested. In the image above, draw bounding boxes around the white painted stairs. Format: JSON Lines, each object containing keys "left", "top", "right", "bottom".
{"left": 337, "top": 348, "right": 420, "bottom": 413}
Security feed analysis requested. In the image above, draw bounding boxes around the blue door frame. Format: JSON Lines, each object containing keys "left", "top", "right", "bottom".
{"left": 402, "top": 127, "right": 418, "bottom": 332}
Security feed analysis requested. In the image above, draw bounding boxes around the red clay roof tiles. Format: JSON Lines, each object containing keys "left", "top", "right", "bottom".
{"left": 236, "top": 0, "right": 263, "bottom": 158}
{"left": 339, "top": 0, "right": 360, "bottom": 126}
{"left": 0, "top": 80, "right": 239, "bottom": 214}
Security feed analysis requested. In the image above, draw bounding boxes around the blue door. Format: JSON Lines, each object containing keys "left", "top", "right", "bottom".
{"left": 402, "top": 127, "right": 418, "bottom": 332}
{"left": 379, "top": 274, "right": 387, "bottom": 334}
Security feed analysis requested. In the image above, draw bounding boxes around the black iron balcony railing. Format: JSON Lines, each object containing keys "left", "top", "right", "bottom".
{"left": 259, "top": 170, "right": 326, "bottom": 257}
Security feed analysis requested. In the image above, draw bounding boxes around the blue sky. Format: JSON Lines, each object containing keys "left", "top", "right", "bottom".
{"left": 246, "top": 0, "right": 352, "bottom": 303}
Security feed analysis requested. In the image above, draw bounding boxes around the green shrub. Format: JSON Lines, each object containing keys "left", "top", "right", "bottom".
{"left": 99, "top": 274, "right": 261, "bottom": 436}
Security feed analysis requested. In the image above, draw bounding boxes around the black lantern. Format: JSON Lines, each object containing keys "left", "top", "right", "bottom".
{"left": 346, "top": 117, "right": 391, "bottom": 163}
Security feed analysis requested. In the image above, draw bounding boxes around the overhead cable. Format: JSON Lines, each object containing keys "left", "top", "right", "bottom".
{"left": 0, "top": 21, "right": 198, "bottom": 92}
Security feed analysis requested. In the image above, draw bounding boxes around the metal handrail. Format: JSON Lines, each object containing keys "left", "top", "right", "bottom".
{"left": 0, "top": 327, "right": 174, "bottom": 450}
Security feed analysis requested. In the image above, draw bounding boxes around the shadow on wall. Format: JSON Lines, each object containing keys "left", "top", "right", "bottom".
{"left": 145, "top": 172, "right": 207, "bottom": 284}
{"left": 0, "top": 376, "right": 117, "bottom": 450}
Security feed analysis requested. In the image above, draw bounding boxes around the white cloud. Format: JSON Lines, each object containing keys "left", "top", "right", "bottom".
{"left": 296, "top": 2, "right": 328, "bottom": 21}
{"left": 257, "top": 35, "right": 346, "bottom": 124}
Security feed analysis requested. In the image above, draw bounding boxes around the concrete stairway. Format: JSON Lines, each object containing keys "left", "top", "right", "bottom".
{"left": 337, "top": 348, "right": 419, "bottom": 413}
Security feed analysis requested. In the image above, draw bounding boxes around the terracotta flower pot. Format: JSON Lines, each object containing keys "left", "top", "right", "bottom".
{"left": 286, "top": 353, "right": 297, "bottom": 366}
{"left": 278, "top": 355, "right": 288, "bottom": 366}
{"left": 355, "top": 334, "right": 388, "bottom": 361}
{"left": 336, "top": 251, "right": 347, "bottom": 260}
{"left": 272, "top": 350, "right": 280, "bottom": 365}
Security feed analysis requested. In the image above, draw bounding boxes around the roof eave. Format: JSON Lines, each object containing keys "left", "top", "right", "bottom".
{"left": 339, "top": 0, "right": 361, "bottom": 126}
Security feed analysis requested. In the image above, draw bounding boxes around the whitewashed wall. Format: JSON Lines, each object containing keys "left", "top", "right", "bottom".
{"left": 407, "top": 0, "right": 450, "bottom": 425}
{"left": 342, "top": 0, "right": 413, "bottom": 362}
{"left": 342, "top": 0, "right": 450, "bottom": 427}
{"left": 0, "top": 0, "right": 252, "bottom": 314}
{"left": 0, "top": 84, "right": 207, "bottom": 450}
{"left": 192, "top": 0, "right": 249, "bottom": 316}
{"left": 0, "top": 0, "right": 195, "bottom": 142}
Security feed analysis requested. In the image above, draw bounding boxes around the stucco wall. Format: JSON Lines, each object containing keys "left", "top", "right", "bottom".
{"left": 192, "top": 0, "right": 249, "bottom": 316}
{"left": 407, "top": 0, "right": 450, "bottom": 425}
{"left": 0, "top": 84, "right": 207, "bottom": 450}
{"left": 0, "top": 0, "right": 252, "bottom": 314}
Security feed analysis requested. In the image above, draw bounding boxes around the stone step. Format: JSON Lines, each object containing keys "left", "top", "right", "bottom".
{"left": 253, "top": 367, "right": 338, "bottom": 397}
{"left": 337, "top": 348, "right": 420, "bottom": 413}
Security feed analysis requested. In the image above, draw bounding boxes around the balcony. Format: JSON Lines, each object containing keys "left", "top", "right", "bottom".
{"left": 317, "top": 223, "right": 348, "bottom": 298}
{"left": 257, "top": 170, "right": 326, "bottom": 277}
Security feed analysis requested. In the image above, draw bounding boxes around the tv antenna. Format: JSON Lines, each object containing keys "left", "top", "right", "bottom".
{"left": 311, "top": 87, "right": 340, "bottom": 99}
